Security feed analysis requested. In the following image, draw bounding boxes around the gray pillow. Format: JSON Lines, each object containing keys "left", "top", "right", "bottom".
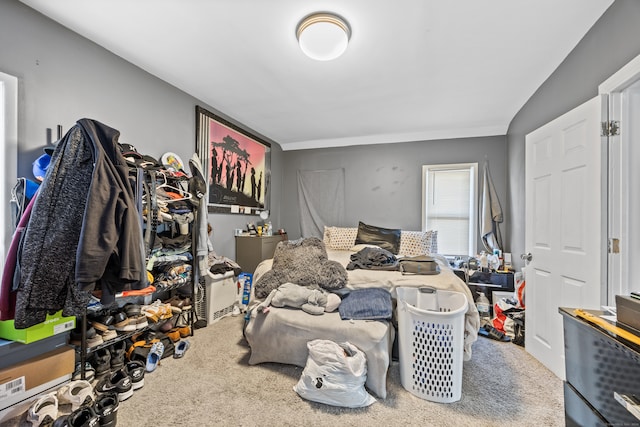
{"left": 354, "top": 221, "right": 401, "bottom": 254}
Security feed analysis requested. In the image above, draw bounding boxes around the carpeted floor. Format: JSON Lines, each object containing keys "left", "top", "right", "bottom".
{"left": 5, "top": 314, "right": 565, "bottom": 426}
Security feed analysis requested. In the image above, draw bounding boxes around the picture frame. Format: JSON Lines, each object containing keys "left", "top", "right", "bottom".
{"left": 196, "top": 106, "right": 271, "bottom": 214}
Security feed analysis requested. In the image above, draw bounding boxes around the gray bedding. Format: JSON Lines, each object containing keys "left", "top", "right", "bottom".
{"left": 244, "top": 249, "right": 480, "bottom": 399}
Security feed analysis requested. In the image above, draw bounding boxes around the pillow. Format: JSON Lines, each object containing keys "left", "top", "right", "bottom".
{"left": 398, "top": 230, "right": 438, "bottom": 256}
{"left": 354, "top": 221, "right": 401, "bottom": 254}
{"left": 323, "top": 226, "right": 358, "bottom": 250}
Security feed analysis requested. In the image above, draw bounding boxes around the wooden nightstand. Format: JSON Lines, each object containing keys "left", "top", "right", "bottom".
{"left": 235, "top": 234, "right": 288, "bottom": 274}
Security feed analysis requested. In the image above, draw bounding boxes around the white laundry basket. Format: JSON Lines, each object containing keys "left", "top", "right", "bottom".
{"left": 396, "top": 286, "right": 469, "bottom": 403}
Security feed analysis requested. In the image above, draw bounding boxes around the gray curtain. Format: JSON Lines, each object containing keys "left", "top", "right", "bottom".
{"left": 297, "top": 169, "right": 345, "bottom": 238}
{"left": 480, "top": 161, "right": 503, "bottom": 253}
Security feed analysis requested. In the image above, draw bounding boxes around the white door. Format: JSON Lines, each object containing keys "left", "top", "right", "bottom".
{"left": 524, "top": 96, "right": 603, "bottom": 380}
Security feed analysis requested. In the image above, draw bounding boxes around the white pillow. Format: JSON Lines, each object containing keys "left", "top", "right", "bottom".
{"left": 323, "top": 226, "right": 358, "bottom": 250}
{"left": 398, "top": 230, "right": 438, "bottom": 256}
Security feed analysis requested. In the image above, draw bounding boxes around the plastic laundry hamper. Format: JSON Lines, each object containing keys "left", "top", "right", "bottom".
{"left": 396, "top": 286, "right": 469, "bottom": 403}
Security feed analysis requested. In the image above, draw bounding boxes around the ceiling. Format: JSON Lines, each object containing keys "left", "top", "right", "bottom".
{"left": 21, "top": 0, "right": 613, "bottom": 151}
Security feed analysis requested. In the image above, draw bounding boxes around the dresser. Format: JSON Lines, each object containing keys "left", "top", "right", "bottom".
{"left": 235, "top": 234, "right": 287, "bottom": 274}
{"left": 560, "top": 307, "right": 640, "bottom": 426}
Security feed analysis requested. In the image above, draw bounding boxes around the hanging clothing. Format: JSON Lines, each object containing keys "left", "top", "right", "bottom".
{"left": 480, "top": 162, "right": 503, "bottom": 253}
{"left": 14, "top": 119, "right": 146, "bottom": 328}
{"left": 0, "top": 190, "right": 38, "bottom": 321}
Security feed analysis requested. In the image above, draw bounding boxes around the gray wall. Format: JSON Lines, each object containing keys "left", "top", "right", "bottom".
{"left": 281, "top": 135, "right": 508, "bottom": 256}
{"left": 0, "top": 0, "right": 283, "bottom": 259}
{"left": 506, "top": 0, "right": 640, "bottom": 269}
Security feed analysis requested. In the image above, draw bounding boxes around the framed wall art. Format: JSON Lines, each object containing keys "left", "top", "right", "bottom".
{"left": 196, "top": 106, "right": 271, "bottom": 214}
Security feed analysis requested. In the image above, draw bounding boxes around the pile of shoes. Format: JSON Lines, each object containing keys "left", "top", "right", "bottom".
{"left": 26, "top": 381, "right": 119, "bottom": 427}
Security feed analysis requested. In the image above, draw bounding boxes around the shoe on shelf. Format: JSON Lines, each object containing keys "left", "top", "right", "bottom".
{"left": 166, "top": 328, "right": 181, "bottom": 343}
{"left": 99, "top": 329, "right": 118, "bottom": 342}
{"left": 113, "top": 313, "right": 137, "bottom": 332}
{"left": 89, "top": 314, "right": 114, "bottom": 333}
{"left": 93, "top": 392, "right": 119, "bottom": 427}
{"left": 109, "top": 341, "right": 127, "bottom": 370}
{"left": 124, "top": 360, "right": 145, "bottom": 390}
{"left": 145, "top": 341, "right": 164, "bottom": 373}
{"left": 92, "top": 348, "right": 112, "bottom": 378}
{"left": 95, "top": 368, "right": 133, "bottom": 402}
{"left": 56, "top": 380, "right": 94, "bottom": 411}
{"left": 133, "top": 314, "right": 149, "bottom": 330}
{"left": 178, "top": 325, "right": 191, "bottom": 338}
{"left": 70, "top": 326, "right": 103, "bottom": 348}
{"left": 123, "top": 303, "right": 141, "bottom": 318}
{"left": 27, "top": 392, "right": 58, "bottom": 427}
{"left": 72, "top": 362, "right": 96, "bottom": 383}
{"left": 173, "top": 339, "right": 190, "bottom": 359}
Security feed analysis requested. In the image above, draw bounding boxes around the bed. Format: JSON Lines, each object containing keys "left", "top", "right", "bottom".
{"left": 243, "top": 225, "right": 480, "bottom": 399}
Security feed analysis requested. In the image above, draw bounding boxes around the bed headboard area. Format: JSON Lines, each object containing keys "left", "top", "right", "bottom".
{"left": 323, "top": 222, "right": 438, "bottom": 256}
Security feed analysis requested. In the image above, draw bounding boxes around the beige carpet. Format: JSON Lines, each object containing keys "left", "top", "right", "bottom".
{"left": 6, "top": 314, "right": 564, "bottom": 426}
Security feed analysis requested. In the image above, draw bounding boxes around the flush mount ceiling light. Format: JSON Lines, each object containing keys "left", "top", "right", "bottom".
{"left": 296, "top": 13, "right": 351, "bottom": 61}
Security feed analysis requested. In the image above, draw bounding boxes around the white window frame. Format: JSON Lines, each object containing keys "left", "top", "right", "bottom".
{"left": 422, "top": 162, "right": 478, "bottom": 256}
{"left": 0, "top": 71, "right": 18, "bottom": 272}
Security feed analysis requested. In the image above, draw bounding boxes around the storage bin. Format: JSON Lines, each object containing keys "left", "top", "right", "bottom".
{"left": 396, "top": 286, "right": 468, "bottom": 403}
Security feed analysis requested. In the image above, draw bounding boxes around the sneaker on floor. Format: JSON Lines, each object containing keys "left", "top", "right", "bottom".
{"left": 95, "top": 368, "right": 133, "bottom": 402}
{"left": 93, "top": 392, "right": 119, "bottom": 427}
{"left": 27, "top": 392, "right": 58, "bottom": 426}
{"left": 57, "top": 380, "right": 95, "bottom": 411}
{"left": 66, "top": 405, "right": 100, "bottom": 427}
{"left": 124, "top": 360, "right": 145, "bottom": 390}
{"left": 145, "top": 341, "right": 164, "bottom": 372}
{"left": 173, "top": 339, "right": 190, "bottom": 359}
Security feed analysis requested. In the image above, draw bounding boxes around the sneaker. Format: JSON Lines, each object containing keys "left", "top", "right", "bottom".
{"left": 99, "top": 329, "right": 118, "bottom": 342}
{"left": 133, "top": 314, "right": 149, "bottom": 330}
{"left": 92, "top": 348, "right": 111, "bottom": 378}
{"left": 124, "top": 360, "right": 145, "bottom": 390}
{"left": 57, "top": 380, "right": 94, "bottom": 411}
{"left": 93, "top": 392, "right": 119, "bottom": 427}
{"left": 89, "top": 314, "right": 114, "bottom": 333}
{"left": 113, "top": 313, "right": 136, "bottom": 332}
{"left": 145, "top": 341, "right": 164, "bottom": 372}
{"left": 95, "top": 368, "right": 133, "bottom": 402}
{"left": 173, "top": 339, "right": 190, "bottom": 359}
{"left": 66, "top": 405, "right": 99, "bottom": 427}
{"left": 27, "top": 392, "right": 58, "bottom": 426}
{"left": 70, "top": 327, "right": 103, "bottom": 348}
{"left": 109, "top": 341, "right": 126, "bottom": 370}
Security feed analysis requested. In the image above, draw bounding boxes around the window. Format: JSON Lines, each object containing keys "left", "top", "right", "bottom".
{"left": 0, "top": 71, "right": 18, "bottom": 271}
{"left": 422, "top": 163, "right": 478, "bottom": 256}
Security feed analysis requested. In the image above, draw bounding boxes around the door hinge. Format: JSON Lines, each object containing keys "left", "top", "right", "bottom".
{"left": 601, "top": 120, "right": 620, "bottom": 137}
{"left": 608, "top": 238, "right": 620, "bottom": 254}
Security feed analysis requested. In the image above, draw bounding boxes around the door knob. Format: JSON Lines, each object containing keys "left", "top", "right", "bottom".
{"left": 521, "top": 253, "right": 532, "bottom": 262}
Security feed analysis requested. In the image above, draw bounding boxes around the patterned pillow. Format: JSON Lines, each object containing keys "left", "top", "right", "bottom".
{"left": 399, "top": 230, "right": 438, "bottom": 256}
{"left": 323, "top": 226, "right": 358, "bottom": 250}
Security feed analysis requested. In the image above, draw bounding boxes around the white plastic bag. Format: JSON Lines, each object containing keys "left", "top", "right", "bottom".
{"left": 293, "top": 339, "right": 376, "bottom": 408}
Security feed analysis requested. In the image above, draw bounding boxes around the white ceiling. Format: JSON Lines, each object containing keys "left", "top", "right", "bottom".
{"left": 21, "top": 0, "right": 613, "bottom": 151}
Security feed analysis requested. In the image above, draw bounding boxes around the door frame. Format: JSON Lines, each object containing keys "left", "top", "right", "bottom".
{"left": 599, "top": 53, "right": 640, "bottom": 304}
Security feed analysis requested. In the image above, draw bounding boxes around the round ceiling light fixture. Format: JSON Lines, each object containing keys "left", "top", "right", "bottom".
{"left": 296, "top": 12, "right": 351, "bottom": 61}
